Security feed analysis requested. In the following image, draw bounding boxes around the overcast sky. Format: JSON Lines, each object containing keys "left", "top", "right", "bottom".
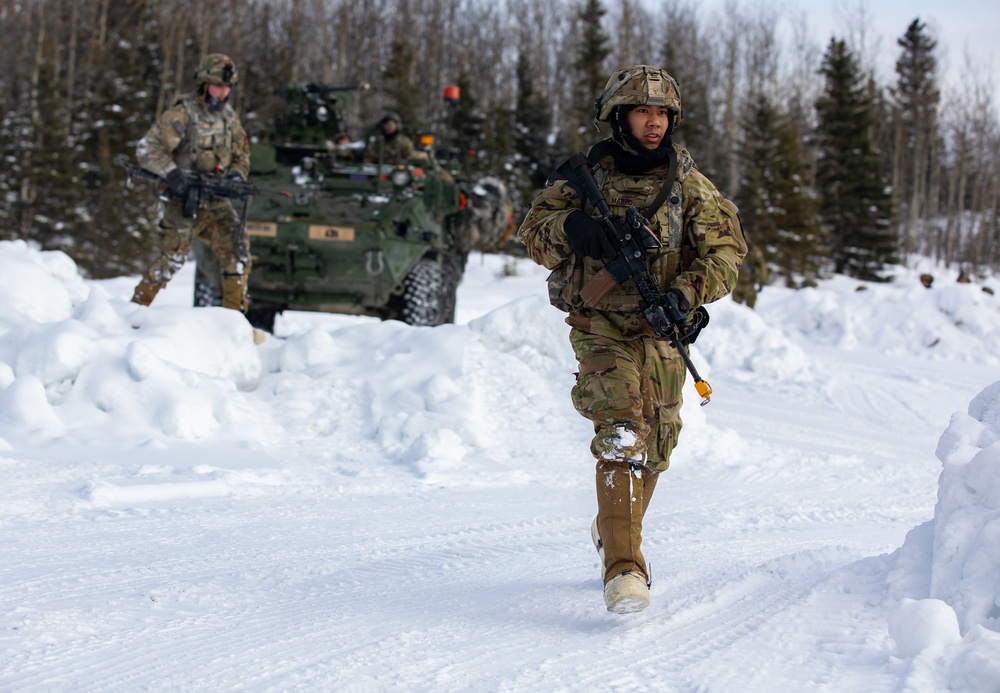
{"left": 701, "top": 0, "right": 999, "bottom": 106}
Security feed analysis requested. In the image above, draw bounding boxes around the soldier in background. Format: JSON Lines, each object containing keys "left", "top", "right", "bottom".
{"left": 363, "top": 112, "right": 415, "bottom": 164}
{"left": 518, "top": 65, "right": 745, "bottom": 613}
{"left": 131, "top": 53, "right": 251, "bottom": 313}
{"left": 920, "top": 273, "right": 934, "bottom": 288}
{"left": 732, "top": 243, "right": 768, "bottom": 308}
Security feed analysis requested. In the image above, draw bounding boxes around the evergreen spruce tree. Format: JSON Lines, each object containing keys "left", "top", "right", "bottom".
{"left": 0, "top": 109, "right": 25, "bottom": 239}
{"left": 382, "top": 36, "right": 422, "bottom": 135}
{"left": 75, "top": 15, "right": 164, "bottom": 277}
{"left": 815, "top": 38, "right": 897, "bottom": 281}
{"left": 446, "top": 67, "right": 486, "bottom": 175}
{"left": 19, "top": 50, "right": 85, "bottom": 255}
{"left": 513, "top": 51, "right": 556, "bottom": 205}
{"left": 892, "top": 18, "right": 940, "bottom": 254}
{"left": 738, "top": 96, "right": 825, "bottom": 286}
{"left": 569, "top": 0, "right": 611, "bottom": 152}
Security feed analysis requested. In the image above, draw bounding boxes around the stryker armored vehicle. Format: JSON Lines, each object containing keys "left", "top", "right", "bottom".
{"left": 193, "top": 82, "right": 513, "bottom": 331}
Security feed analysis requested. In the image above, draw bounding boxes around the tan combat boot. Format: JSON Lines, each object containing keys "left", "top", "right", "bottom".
{"left": 592, "top": 460, "right": 657, "bottom": 613}
{"left": 131, "top": 276, "right": 161, "bottom": 306}
{"left": 221, "top": 273, "right": 248, "bottom": 312}
{"left": 603, "top": 571, "right": 649, "bottom": 613}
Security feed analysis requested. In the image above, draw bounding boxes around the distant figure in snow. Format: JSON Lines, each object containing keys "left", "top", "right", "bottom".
{"left": 920, "top": 273, "right": 934, "bottom": 289}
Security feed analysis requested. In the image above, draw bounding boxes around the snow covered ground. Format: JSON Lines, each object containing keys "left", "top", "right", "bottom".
{"left": 1, "top": 238, "right": 999, "bottom": 692}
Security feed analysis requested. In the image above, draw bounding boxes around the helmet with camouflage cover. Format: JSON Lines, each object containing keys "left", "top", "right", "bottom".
{"left": 380, "top": 111, "right": 403, "bottom": 126}
{"left": 594, "top": 65, "right": 683, "bottom": 125}
{"left": 194, "top": 53, "right": 239, "bottom": 87}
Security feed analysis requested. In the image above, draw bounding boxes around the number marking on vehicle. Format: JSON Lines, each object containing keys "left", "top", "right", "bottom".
{"left": 309, "top": 225, "right": 355, "bottom": 241}
{"left": 246, "top": 222, "right": 278, "bottom": 237}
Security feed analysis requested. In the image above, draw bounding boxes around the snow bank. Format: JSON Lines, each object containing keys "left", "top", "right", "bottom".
{"left": 0, "top": 241, "right": 263, "bottom": 446}
{"left": 886, "top": 380, "right": 1000, "bottom": 690}
{"left": 0, "top": 240, "right": 88, "bottom": 330}
{"left": 760, "top": 280, "right": 1000, "bottom": 365}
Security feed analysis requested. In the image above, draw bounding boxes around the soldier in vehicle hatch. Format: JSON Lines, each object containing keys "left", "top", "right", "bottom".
{"left": 362, "top": 112, "right": 415, "bottom": 165}
{"left": 518, "top": 65, "right": 746, "bottom": 614}
{"left": 131, "top": 53, "right": 251, "bottom": 313}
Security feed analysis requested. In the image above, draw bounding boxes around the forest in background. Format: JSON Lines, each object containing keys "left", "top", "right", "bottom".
{"left": 0, "top": 0, "right": 997, "bottom": 285}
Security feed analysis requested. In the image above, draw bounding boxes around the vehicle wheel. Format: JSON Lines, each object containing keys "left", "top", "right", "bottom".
{"left": 192, "top": 243, "right": 223, "bottom": 307}
{"left": 247, "top": 306, "right": 278, "bottom": 333}
{"left": 194, "top": 279, "right": 222, "bottom": 307}
{"left": 439, "top": 253, "right": 463, "bottom": 324}
{"left": 401, "top": 257, "right": 444, "bottom": 326}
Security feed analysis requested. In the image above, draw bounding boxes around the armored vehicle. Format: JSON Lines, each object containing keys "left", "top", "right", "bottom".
{"left": 194, "top": 83, "right": 512, "bottom": 331}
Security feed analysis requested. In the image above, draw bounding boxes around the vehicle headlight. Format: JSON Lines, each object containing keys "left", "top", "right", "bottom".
{"left": 390, "top": 169, "right": 411, "bottom": 187}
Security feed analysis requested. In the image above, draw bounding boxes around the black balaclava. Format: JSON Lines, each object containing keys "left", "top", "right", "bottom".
{"left": 609, "top": 105, "right": 674, "bottom": 174}
{"left": 200, "top": 84, "right": 227, "bottom": 114}
{"left": 381, "top": 117, "right": 401, "bottom": 142}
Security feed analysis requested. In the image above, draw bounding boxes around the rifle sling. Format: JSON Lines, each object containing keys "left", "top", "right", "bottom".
{"left": 585, "top": 140, "right": 678, "bottom": 219}
{"left": 579, "top": 142, "right": 680, "bottom": 307}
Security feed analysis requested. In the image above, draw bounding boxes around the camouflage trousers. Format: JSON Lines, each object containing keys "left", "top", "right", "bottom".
{"left": 569, "top": 328, "right": 686, "bottom": 472}
{"left": 140, "top": 199, "right": 248, "bottom": 292}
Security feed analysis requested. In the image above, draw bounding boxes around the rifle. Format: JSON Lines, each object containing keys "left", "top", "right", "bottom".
{"left": 551, "top": 153, "right": 713, "bottom": 406}
{"left": 114, "top": 155, "right": 290, "bottom": 253}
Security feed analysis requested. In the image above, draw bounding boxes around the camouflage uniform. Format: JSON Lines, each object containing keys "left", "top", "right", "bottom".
{"left": 362, "top": 112, "right": 415, "bottom": 164}
{"left": 517, "top": 65, "right": 745, "bottom": 609}
{"left": 732, "top": 244, "right": 767, "bottom": 308}
{"left": 131, "top": 54, "right": 251, "bottom": 312}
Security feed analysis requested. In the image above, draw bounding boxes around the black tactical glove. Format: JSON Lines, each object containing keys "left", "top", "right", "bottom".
{"left": 662, "top": 288, "right": 690, "bottom": 325}
{"left": 679, "top": 306, "right": 710, "bottom": 345}
{"left": 564, "top": 210, "right": 614, "bottom": 260}
{"left": 164, "top": 168, "right": 189, "bottom": 197}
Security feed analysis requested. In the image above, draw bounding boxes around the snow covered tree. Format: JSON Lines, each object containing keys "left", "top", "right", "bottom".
{"left": 815, "top": 38, "right": 897, "bottom": 281}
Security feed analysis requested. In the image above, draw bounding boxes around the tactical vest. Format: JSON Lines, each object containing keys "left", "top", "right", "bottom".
{"left": 548, "top": 145, "right": 698, "bottom": 314}
{"left": 172, "top": 97, "right": 239, "bottom": 175}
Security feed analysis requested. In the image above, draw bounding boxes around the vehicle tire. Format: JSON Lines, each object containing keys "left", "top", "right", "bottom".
{"left": 192, "top": 242, "right": 223, "bottom": 307}
{"left": 194, "top": 276, "right": 223, "bottom": 307}
{"left": 439, "top": 253, "right": 463, "bottom": 324}
{"left": 401, "top": 257, "right": 444, "bottom": 326}
{"left": 246, "top": 306, "right": 278, "bottom": 333}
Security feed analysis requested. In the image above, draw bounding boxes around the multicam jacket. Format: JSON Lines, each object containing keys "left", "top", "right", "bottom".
{"left": 136, "top": 93, "right": 250, "bottom": 180}
{"left": 517, "top": 141, "right": 746, "bottom": 340}
{"left": 363, "top": 132, "right": 415, "bottom": 165}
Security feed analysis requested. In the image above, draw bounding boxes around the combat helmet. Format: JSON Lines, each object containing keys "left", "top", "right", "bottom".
{"left": 194, "top": 53, "right": 239, "bottom": 87}
{"left": 594, "top": 65, "right": 683, "bottom": 127}
{"left": 379, "top": 112, "right": 403, "bottom": 127}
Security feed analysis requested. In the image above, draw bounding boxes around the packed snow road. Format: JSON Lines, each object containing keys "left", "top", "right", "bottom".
{"left": 1, "top": 246, "right": 999, "bottom": 691}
